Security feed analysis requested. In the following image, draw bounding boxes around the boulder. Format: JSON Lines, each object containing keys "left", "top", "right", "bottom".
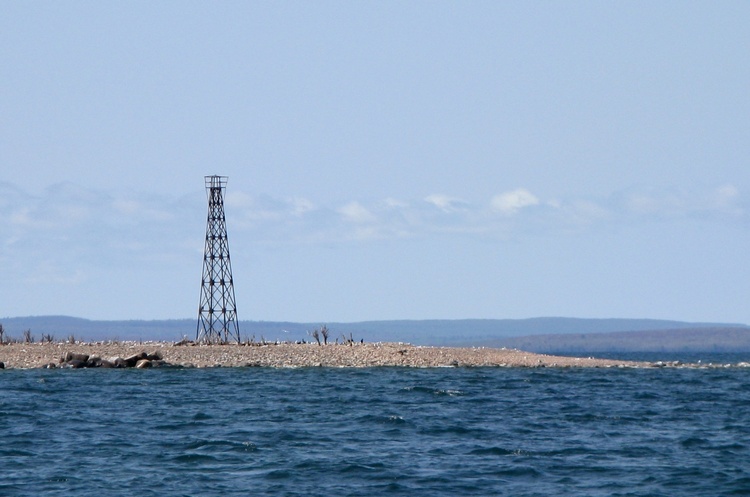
{"left": 64, "top": 352, "right": 89, "bottom": 363}
{"left": 146, "top": 351, "right": 163, "bottom": 361}
{"left": 124, "top": 352, "right": 148, "bottom": 368}
{"left": 112, "top": 357, "right": 128, "bottom": 368}
{"left": 85, "top": 356, "right": 103, "bottom": 368}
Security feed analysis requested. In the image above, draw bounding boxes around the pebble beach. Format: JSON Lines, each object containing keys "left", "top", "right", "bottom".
{"left": 0, "top": 341, "right": 648, "bottom": 369}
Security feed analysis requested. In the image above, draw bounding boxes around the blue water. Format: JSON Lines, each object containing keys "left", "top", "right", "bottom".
{"left": 565, "top": 351, "right": 750, "bottom": 365}
{"left": 2, "top": 365, "right": 750, "bottom": 496}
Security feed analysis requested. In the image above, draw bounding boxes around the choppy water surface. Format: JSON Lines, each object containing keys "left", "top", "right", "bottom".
{"left": 1, "top": 365, "right": 749, "bottom": 496}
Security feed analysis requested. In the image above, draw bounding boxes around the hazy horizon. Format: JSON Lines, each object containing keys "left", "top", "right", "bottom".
{"left": 2, "top": 3, "right": 749, "bottom": 324}
{"left": 3, "top": 314, "right": 747, "bottom": 328}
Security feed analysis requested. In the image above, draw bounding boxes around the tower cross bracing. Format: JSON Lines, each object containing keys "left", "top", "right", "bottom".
{"left": 197, "top": 175, "right": 240, "bottom": 343}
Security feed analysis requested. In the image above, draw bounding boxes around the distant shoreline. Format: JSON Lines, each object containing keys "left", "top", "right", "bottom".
{"left": 0, "top": 341, "right": 696, "bottom": 370}
{"left": 2, "top": 316, "right": 749, "bottom": 353}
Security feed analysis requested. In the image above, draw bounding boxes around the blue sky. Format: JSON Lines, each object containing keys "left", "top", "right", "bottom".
{"left": 2, "top": 2, "right": 749, "bottom": 323}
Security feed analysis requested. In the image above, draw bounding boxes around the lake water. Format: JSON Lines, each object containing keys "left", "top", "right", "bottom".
{"left": 2, "top": 361, "right": 749, "bottom": 496}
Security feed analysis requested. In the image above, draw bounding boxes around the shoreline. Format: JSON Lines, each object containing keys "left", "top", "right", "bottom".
{"left": 0, "top": 341, "right": 667, "bottom": 370}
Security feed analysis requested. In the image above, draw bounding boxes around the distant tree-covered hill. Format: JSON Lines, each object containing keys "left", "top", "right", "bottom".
{"left": 487, "top": 327, "right": 750, "bottom": 353}
{"left": 0, "top": 316, "right": 747, "bottom": 352}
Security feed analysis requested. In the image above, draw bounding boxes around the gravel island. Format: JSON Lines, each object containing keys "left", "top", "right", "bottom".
{"left": 0, "top": 341, "right": 649, "bottom": 369}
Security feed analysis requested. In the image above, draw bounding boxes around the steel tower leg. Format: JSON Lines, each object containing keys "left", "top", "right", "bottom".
{"left": 196, "top": 175, "right": 241, "bottom": 343}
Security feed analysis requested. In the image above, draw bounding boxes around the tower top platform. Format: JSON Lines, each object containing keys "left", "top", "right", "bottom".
{"left": 205, "top": 175, "right": 228, "bottom": 189}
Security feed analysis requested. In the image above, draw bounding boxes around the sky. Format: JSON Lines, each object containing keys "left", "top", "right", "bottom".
{"left": 1, "top": 2, "right": 749, "bottom": 324}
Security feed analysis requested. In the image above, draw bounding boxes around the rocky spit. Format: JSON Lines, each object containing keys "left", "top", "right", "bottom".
{"left": 2, "top": 341, "right": 747, "bottom": 370}
{"left": 0, "top": 341, "right": 659, "bottom": 370}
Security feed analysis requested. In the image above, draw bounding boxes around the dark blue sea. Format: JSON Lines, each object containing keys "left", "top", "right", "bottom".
{"left": 2, "top": 359, "right": 750, "bottom": 496}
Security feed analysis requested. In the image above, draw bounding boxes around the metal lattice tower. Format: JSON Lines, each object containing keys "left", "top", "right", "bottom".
{"left": 197, "top": 175, "right": 241, "bottom": 343}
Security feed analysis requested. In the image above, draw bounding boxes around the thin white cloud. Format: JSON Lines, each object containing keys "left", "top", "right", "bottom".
{"left": 1, "top": 182, "right": 746, "bottom": 270}
{"left": 112, "top": 197, "right": 174, "bottom": 222}
{"left": 711, "top": 184, "right": 742, "bottom": 215}
{"left": 490, "top": 188, "right": 539, "bottom": 215}
{"left": 424, "top": 194, "right": 467, "bottom": 212}
{"left": 338, "top": 201, "right": 377, "bottom": 224}
{"left": 226, "top": 192, "right": 317, "bottom": 225}
{"left": 291, "top": 197, "right": 315, "bottom": 216}
{"left": 625, "top": 190, "right": 684, "bottom": 216}
{"left": 384, "top": 197, "right": 409, "bottom": 209}
{"left": 714, "top": 184, "right": 739, "bottom": 202}
{"left": 621, "top": 184, "right": 743, "bottom": 219}
{"left": 225, "top": 191, "right": 255, "bottom": 209}
{"left": 10, "top": 207, "right": 33, "bottom": 226}
{"left": 227, "top": 194, "right": 290, "bottom": 226}
{"left": 564, "top": 200, "right": 610, "bottom": 225}
{"left": 112, "top": 199, "right": 140, "bottom": 215}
